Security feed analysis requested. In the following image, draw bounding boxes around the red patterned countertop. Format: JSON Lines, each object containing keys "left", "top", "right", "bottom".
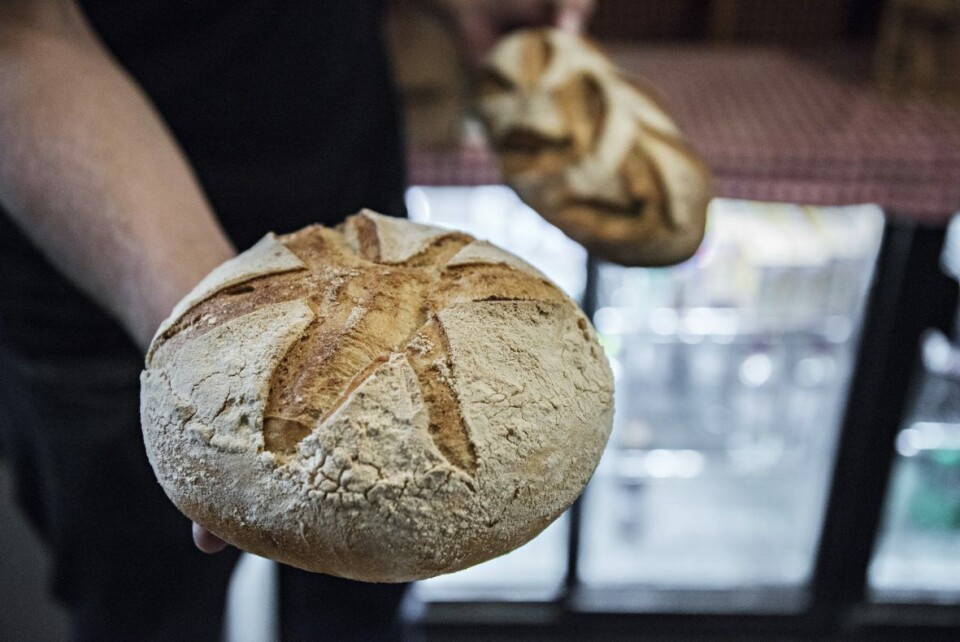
{"left": 408, "top": 45, "right": 960, "bottom": 223}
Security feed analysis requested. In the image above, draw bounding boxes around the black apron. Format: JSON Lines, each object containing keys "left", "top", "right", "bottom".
{"left": 0, "top": 0, "right": 407, "bottom": 357}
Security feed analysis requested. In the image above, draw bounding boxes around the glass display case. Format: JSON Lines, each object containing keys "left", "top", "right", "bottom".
{"left": 405, "top": 186, "right": 900, "bottom": 609}
{"left": 869, "top": 332, "right": 960, "bottom": 605}
{"left": 869, "top": 216, "right": 960, "bottom": 606}
{"left": 579, "top": 200, "right": 883, "bottom": 608}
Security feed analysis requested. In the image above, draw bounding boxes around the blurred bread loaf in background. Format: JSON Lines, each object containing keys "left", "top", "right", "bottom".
{"left": 477, "top": 28, "right": 712, "bottom": 267}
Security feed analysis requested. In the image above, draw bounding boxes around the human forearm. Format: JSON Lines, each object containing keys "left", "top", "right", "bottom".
{"left": 0, "top": 2, "right": 235, "bottom": 350}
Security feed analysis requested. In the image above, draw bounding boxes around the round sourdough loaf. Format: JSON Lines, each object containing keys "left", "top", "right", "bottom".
{"left": 477, "top": 28, "right": 712, "bottom": 267}
{"left": 140, "top": 210, "right": 614, "bottom": 582}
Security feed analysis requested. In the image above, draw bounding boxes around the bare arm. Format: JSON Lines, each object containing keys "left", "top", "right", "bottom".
{"left": 0, "top": 1, "right": 235, "bottom": 350}
{"left": 0, "top": 1, "right": 235, "bottom": 553}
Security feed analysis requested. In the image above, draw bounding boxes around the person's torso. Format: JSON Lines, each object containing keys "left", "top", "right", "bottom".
{"left": 81, "top": 0, "right": 407, "bottom": 242}
{"left": 0, "top": 1, "right": 407, "bottom": 356}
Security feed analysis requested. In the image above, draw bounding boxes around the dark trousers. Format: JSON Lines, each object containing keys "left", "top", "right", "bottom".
{"left": 0, "top": 324, "right": 407, "bottom": 642}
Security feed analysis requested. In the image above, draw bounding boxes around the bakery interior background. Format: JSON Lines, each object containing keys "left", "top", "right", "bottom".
{"left": 2, "top": 0, "right": 960, "bottom": 639}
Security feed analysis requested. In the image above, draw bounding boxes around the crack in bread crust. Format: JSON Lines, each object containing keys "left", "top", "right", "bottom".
{"left": 159, "top": 216, "right": 567, "bottom": 474}
{"left": 405, "top": 317, "right": 478, "bottom": 475}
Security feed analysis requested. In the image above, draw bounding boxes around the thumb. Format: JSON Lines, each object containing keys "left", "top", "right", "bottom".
{"left": 193, "top": 522, "right": 229, "bottom": 554}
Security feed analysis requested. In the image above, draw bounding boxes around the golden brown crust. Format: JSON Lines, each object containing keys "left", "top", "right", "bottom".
{"left": 477, "top": 28, "right": 712, "bottom": 267}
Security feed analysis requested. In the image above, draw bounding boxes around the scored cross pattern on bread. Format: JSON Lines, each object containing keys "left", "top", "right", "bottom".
{"left": 477, "top": 28, "right": 712, "bottom": 266}
{"left": 141, "top": 210, "right": 613, "bottom": 582}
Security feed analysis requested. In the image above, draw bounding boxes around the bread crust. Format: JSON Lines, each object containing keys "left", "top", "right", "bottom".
{"left": 140, "top": 210, "right": 613, "bottom": 582}
{"left": 477, "top": 28, "right": 712, "bottom": 267}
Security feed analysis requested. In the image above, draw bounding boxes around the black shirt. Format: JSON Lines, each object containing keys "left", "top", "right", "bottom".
{"left": 0, "top": 1, "right": 406, "bottom": 356}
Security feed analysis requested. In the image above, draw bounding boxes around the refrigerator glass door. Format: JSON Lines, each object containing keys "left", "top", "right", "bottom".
{"left": 578, "top": 200, "right": 884, "bottom": 610}
{"left": 869, "top": 328, "right": 960, "bottom": 604}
